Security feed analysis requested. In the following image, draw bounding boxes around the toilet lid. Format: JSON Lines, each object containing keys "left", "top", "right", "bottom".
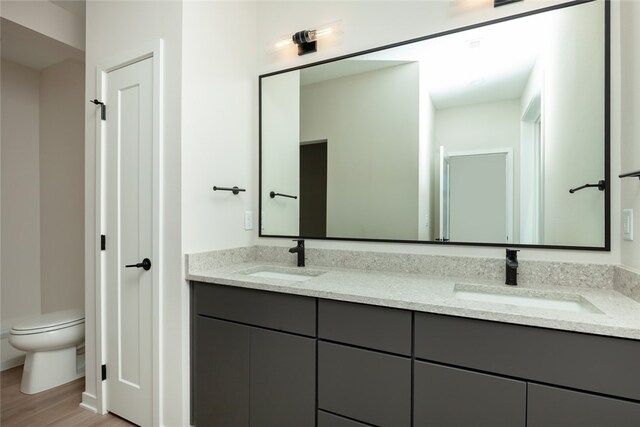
{"left": 12, "top": 309, "right": 84, "bottom": 332}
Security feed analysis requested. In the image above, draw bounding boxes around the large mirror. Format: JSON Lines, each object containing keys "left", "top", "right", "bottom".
{"left": 260, "top": 0, "right": 609, "bottom": 250}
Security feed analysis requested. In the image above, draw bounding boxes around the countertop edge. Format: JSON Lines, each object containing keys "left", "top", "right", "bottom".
{"left": 187, "top": 268, "right": 640, "bottom": 341}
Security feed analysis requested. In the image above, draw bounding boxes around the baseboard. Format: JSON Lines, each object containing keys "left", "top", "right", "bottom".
{"left": 0, "top": 356, "right": 24, "bottom": 371}
{"left": 80, "top": 392, "right": 98, "bottom": 413}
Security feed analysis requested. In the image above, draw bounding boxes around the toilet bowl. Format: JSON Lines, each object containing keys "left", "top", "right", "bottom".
{"left": 9, "top": 309, "right": 85, "bottom": 394}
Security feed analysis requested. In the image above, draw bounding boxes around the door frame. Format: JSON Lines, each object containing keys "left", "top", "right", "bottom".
{"left": 91, "top": 40, "right": 163, "bottom": 425}
{"left": 443, "top": 147, "right": 514, "bottom": 243}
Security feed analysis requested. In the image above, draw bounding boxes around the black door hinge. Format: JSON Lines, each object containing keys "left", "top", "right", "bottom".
{"left": 101, "top": 235, "right": 106, "bottom": 251}
{"left": 90, "top": 99, "right": 106, "bottom": 121}
{"left": 101, "top": 364, "right": 107, "bottom": 381}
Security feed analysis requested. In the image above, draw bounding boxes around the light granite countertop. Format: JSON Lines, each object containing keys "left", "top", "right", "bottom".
{"left": 187, "top": 261, "right": 640, "bottom": 340}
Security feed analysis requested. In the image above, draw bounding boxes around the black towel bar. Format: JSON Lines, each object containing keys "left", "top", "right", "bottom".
{"left": 270, "top": 191, "right": 297, "bottom": 199}
{"left": 213, "top": 186, "right": 246, "bottom": 195}
{"left": 619, "top": 170, "right": 640, "bottom": 180}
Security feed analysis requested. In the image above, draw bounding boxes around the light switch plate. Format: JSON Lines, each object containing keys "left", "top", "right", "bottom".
{"left": 244, "top": 211, "right": 253, "bottom": 231}
{"left": 623, "top": 209, "right": 633, "bottom": 241}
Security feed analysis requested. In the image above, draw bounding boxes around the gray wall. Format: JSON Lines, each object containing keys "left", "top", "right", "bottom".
{"left": 300, "top": 63, "right": 420, "bottom": 240}
{"left": 39, "top": 59, "right": 85, "bottom": 314}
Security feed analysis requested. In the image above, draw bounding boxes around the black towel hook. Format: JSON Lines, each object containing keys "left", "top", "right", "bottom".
{"left": 569, "top": 180, "right": 605, "bottom": 194}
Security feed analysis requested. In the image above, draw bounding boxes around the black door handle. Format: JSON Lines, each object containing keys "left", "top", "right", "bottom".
{"left": 125, "top": 258, "right": 152, "bottom": 271}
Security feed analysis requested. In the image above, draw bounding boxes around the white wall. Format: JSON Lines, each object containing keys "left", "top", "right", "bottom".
{"left": 181, "top": 4, "right": 259, "bottom": 425}
{"left": 1, "top": 59, "right": 42, "bottom": 327}
{"left": 261, "top": 71, "right": 300, "bottom": 236}
{"left": 541, "top": 1, "right": 605, "bottom": 247}
{"left": 300, "top": 63, "right": 419, "bottom": 240}
{"left": 39, "top": 58, "right": 85, "bottom": 314}
{"left": 419, "top": 67, "right": 436, "bottom": 241}
{"left": 256, "top": 0, "right": 620, "bottom": 265}
{"left": 620, "top": 0, "right": 640, "bottom": 270}
{"left": 182, "top": 1, "right": 258, "bottom": 253}
{"left": 433, "top": 99, "right": 521, "bottom": 242}
{"left": 85, "top": 1, "right": 184, "bottom": 424}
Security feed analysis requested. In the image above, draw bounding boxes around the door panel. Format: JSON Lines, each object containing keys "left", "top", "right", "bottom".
{"left": 448, "top": 153, "right": 507, "bottom": 243}
{"left": 105, "top": 57, "right": 154, "bottom": 426}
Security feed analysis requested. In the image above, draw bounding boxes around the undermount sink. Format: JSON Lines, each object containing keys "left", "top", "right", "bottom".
{"left": 453, "top": 284, "right": 602, "bottom": 314}
{"left": 243, "top": 267, "right": 324, "bottom": 282}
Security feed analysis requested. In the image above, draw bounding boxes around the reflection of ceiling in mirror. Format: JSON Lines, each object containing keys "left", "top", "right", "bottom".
{"left": 300, "top": 60, "right": 412, "bottom": 86}
{"left": 302, "top": 11, "right": 549, "bottom": 110}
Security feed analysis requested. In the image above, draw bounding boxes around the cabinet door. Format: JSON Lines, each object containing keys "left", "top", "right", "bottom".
{"left": 528, "top": 384, "right": 640, "bottom": 427}
{"left": 250, "top": 328, "right": 316, "bottom": 427}
{"left": 194, "top": 316, "right": 250, "bottom": 427}
{"left": 414, "top": 361, "right": 526, "bottom": 427}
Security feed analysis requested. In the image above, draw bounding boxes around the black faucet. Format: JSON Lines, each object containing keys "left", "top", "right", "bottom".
{"left": 289, "top": 239, "right": 305, "bottom": 267}
{"left": 505, "top": 249, "right": 519, "bottom": 286}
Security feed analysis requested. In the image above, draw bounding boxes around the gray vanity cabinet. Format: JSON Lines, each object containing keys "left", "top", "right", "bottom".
{"left": 192, "top": 283, "right": 316, "bottom": 427}
{"left": 413, "top": 361, "right": 526, "bottom": 427}
{"left": 192, "top": 282, "right": 640, "bottom": 426}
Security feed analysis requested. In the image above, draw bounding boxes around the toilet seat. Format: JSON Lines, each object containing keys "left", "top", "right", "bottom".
{"left": 10, "top": 309, "right": 84, "bottom": 335}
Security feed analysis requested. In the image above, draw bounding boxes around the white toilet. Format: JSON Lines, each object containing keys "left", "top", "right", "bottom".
{"left": 9, "top": 309, "right": 85, "bottom": 394}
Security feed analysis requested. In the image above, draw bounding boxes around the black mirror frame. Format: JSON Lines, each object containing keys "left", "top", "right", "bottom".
{"left": 258, "top": 0, "right": 610, "bottom": 252}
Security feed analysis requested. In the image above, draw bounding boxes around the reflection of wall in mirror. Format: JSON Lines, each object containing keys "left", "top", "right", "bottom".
{"left": 261, "top": 71, "right": 300, "bottom": 235}
{"left": 433, "top": 99, "right": 521, "bottom": 243}
{"left": 542, "top": 1, "right": 604, "bottom": 247}
{"left": 520, "top": 58, "right": 543, "bottom": 245}
{"left": 300, "top": 63, "right": 420, "bottom": 240}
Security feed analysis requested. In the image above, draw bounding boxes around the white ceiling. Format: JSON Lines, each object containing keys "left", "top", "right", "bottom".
{"left": 300, "top": 10, "right": 548, "bottom": 110}
{"left": 1, "top": 18, "right": 84, "bottom": 70}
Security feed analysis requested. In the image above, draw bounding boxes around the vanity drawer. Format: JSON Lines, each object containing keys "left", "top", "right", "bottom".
{"left": 414, "top": 361, "right": 526, "bottom": 427}
{"left": 318, "top": 341, "right": 411, "bottom": 427}
{"left": 193, "top": 282, "right": 316, "bottom": 336}
{"left": 318, "top": 411, "right": 372, "bottom": 427}
{"left": 528, "top": 384, "right": 640, "bottom": 427}
{"left": 318, "top": 299, "right": 411, "bottom": 355}
{"left": 415, "top": 312, "right": 640, "bottom": 401}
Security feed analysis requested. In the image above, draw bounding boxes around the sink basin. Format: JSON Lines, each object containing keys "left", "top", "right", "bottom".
{"left": 453, "top": 284, "right": 602, "bottom": 314}
{"left": 242, "top": 267, "right": 324, "bottom": 282}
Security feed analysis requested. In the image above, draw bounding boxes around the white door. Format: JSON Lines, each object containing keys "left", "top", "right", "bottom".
{"left": 104, "top": 57, "right": 154, "bottom": 426}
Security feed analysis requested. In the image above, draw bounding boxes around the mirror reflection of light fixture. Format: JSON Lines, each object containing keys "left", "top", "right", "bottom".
{"left": 272, "top": 20, "right": 343, "bottom": 56}
{"left": 494, "top": 0, "right": 523, "bottom": 7}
